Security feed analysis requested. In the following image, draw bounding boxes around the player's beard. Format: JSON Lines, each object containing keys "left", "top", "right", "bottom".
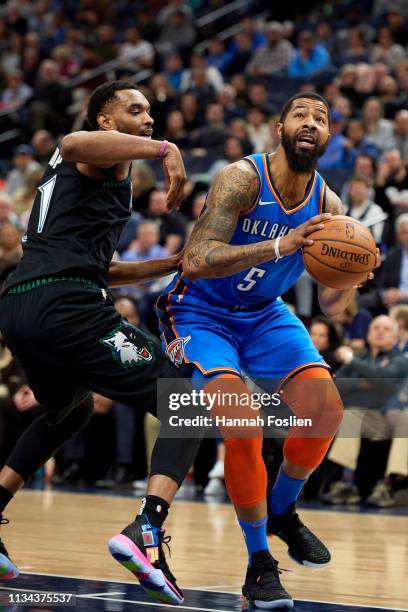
{"left": 281, "top": 128, "right": 328, "bottom": 173}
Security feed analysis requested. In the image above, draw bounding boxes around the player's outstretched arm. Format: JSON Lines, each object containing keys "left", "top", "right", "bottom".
{"left": 108, "top": 255, "right": 181, "bottom": 287}
{"left": 61, "top": 131, "right": 171, "bottom": 165}
{"left": 60, "top": 132, "right": 186, "bottom": 209}
{"left": 183, "top": 162, "right": 331, "bottom": 280}
{"left": 317, "top": 188, "right": 358, "bottom": 318}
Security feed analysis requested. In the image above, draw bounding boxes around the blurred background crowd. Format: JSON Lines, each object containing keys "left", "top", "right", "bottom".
{"left": 0, "top": 0, "right": 408, "bottom": 509}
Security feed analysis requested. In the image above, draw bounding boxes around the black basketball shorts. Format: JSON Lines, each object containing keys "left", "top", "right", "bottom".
{"left": 0, "top": 280, "right": 186, "bottom": 417}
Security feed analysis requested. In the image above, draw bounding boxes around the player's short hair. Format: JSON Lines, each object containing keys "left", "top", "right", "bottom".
{"left": 280, "top": 92, "right": 331, "bottom": 125}
{"left": 86, "top": 80, "right": 139, "bottom": 130}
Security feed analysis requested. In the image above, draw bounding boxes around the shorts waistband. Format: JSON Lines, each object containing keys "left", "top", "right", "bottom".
{"left": 228, "top": 299, "right": 274, "bottom": 312}
{"left": 190, "top": 296, "right": 274, "bottom": 312}
{"left": 5, "top": 275, "right": 101, "bottom": 294}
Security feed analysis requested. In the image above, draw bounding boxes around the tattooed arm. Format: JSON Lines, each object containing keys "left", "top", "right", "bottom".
{"left": 318, "top": 188, "right": 357, "bottom": 318}
{"left": 183, "top": 161, "right": 268, "bottom": 279}
{"left": 183, "top": 161, "right": 330, "bottom": 280}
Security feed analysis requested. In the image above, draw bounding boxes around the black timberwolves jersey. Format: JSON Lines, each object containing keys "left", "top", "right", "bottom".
{"left": 4, "top": 148, "right": 132, "bottom": 290}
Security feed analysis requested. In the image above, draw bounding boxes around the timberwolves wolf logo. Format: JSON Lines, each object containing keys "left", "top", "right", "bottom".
{"left": 100, "top": 325, "right": 155, "bottom": 368}
{"left": 345, "top": 223, "right": 355, "bottom": 240}
{"left": 167, "top": 336, "right": 191, "bottom": 365}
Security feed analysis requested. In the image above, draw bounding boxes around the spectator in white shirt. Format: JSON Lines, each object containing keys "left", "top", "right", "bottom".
{"left": 362, "top": 97, "right": 395, "bottom": 152}
{"left": 345, "top": 175, "right": 386, "bottom": 245}
{"left": 119, "top": 27, "right": 154, "bottom": 70}
{"left": 246, "top": 107, "right": 270, "bottom": 152}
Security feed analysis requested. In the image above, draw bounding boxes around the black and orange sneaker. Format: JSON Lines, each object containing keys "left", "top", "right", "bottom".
{"left": 267, "top": 504, "right": 331, "bottom": 568}
{"left": 0, "top": 517, "right": 19, "bottom": 580}
{"left": 109, "top": 514, "right": 183, "bottom": 605}
{"left": 242, "top": 551, "right": 293, "bottom": 609}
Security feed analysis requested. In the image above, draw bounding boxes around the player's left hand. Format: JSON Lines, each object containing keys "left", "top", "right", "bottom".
{"left": 162, "top": 143, "right": 187, "bottom": 211}
{"left": 354, "top": 247, "right": 380, "bottom": 288}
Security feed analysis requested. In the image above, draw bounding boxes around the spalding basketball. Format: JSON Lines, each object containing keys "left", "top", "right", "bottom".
{"left": 302, "top": 215, "right": 377, "bottom": 289}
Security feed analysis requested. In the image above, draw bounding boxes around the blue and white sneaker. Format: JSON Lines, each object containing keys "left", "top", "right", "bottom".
{"left": 109, "top": 514, "right": 183, "bottom": 605}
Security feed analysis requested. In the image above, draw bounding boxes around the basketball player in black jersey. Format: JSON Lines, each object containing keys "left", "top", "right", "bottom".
{"left": 0, "top": 81, "right": 203, "bottom": 605}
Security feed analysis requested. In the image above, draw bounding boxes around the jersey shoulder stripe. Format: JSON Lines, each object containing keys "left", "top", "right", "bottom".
{"left": 239, "top": 156, "right": 262, "bottom": 217}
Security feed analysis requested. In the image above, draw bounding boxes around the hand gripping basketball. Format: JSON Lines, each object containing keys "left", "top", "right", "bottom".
{"left": 278, "top": 213, "right": 333, "bottom": 257}
{"left": 301, "top": 215, "right": 378, "bottom": 289}
{"left": 354, "top": 246, "right": 380, "bottom": 288}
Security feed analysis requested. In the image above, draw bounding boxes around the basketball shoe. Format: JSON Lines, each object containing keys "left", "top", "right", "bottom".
{"left": 242, "top": 550, "right": 293, "bottom": 609}
{"left": 267, "top": 503, "right": 331, "bottom": 568}
{"left": 108, "top": 514, "right": 183, "bottom": 605}
{"left": 0, "top": 516, "right": 19, "bottom": 579}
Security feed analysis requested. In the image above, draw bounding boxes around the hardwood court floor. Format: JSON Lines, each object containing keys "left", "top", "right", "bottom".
{"left": 3, "top": 489, "right": 408, "bottom": 610}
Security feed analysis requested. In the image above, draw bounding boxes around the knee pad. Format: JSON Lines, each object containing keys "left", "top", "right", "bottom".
{"left": 224, "top": 436, "right": 267, "bottom": 508}
{"left": 224, "top": 436, "right": 263, "bottom": 458}
{"left": 282, "top": 366, "right": 343, "bottom": 436}
{"left": 282, "top": 367, "right": 344, "bottom": 470}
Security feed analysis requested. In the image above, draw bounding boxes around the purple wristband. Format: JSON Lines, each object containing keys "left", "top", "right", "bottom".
{"left": 157, "top": 140, "right": 169, "bottom": 159}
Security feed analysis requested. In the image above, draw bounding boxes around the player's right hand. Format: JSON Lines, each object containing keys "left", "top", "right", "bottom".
{"left": 354, "top": 247, "right": 381, "bottom": 288}
{"left": 162, "top": 142, "right": 187, "bottom": 211}
{"left": 279, "top": 213, "right": 332, "bottom": 257}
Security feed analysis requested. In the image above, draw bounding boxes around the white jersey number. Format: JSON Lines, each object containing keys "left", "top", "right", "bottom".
{"left": 237, "top": 267, "right": 266, "bottom": 292}
{"left": 37, "top": 175, "right": 57, "bottom": 233}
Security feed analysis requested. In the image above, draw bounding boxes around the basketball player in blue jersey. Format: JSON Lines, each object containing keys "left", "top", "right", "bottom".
{"left": 157, "top": 92, "right": 378, "bottom": 609}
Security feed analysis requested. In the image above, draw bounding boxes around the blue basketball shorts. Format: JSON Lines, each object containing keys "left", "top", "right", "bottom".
{"left": 156, "top": 291, "right": 328, "bottom": 385}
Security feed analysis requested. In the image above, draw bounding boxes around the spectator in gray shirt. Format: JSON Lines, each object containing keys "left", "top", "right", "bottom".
{"left": 156, "top": 10, "right": 196, "bottom": 55}
{"left": 392, "top": 110, "right": 408, "bottom": 162}
{"left": 5, "top": 145, "right": 41, "bottom": 197}
{"left": 322, "top": 315, "right": 408, "bottom": 506}
{"left": 246, "top": 22, "right": 293, "bottom": 77}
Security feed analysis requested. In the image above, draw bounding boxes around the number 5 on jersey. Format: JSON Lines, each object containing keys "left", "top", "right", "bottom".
{"left": 237, "top": 267, "right": 266, "bottom": 292}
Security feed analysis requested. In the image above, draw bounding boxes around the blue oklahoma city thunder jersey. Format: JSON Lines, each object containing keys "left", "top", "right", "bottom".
{"left": 182, "top": 153, "right": 326, "bottom": 306}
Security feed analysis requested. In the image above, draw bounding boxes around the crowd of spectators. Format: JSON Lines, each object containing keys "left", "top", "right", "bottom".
{"left": 0, "top": 0, "right": 408, "bottom": 505}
